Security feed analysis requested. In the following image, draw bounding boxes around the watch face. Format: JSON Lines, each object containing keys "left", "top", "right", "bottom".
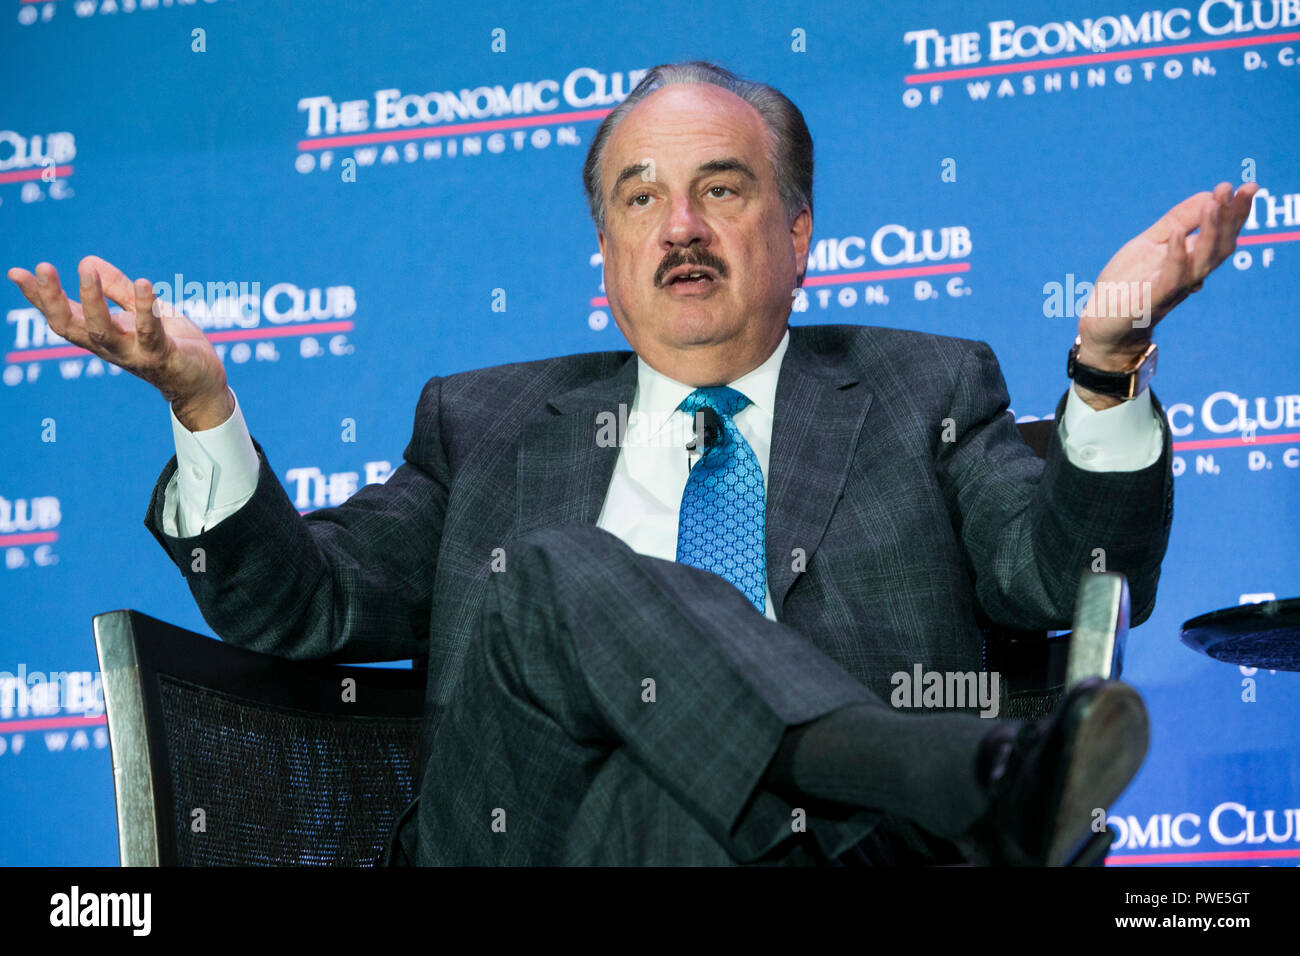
{"left": 1069, "top": 343, "right": 1157, "bottom": 399}
{"left": 1134, "top": 349, "right": 1158, "bottom": 396}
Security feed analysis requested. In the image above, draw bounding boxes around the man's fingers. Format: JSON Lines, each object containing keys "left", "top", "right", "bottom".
{"left": 1216, "top": 182, "right": 1258, "bottom": 262}
{"left": 1162, "top": 180, "right": 1258, "bottom": 302}
{"left": 7, "top": 267, "right": 46, "bottom": 310}
{"left": 1187, "top": 194, "right": 1222, "bottom": 282}
{"left": 78, "top": 262, "right": 126, "bottom": 349}
{"left": 1145, "top": 189, "right": 1214, "bottom": 240}
{"left": 1150, "top": 182, "right": 1257, "bottom": 279}
{"left": 1225, "top": 183, "right": 1258, "bottom": 230}
{"left": 1159, "top": 221, "right": 1196, "bottom": 314}
{"left": 1165, "top": 221, "right": 1189, "bottom": 271}
{"left": 134, "top": 278, "right": 167, "bottom": 354}
{"left": 80, "top": 255, "right": 136, "bottom": 311}
{"left": 1190, "top": 181, "right": 1255, "bottom": 280}
{"left": 32, "top": 263, "right": 81, "bottom": 338}
{"left": 1158, "top": 221, "right": 1191, "bottom": 308}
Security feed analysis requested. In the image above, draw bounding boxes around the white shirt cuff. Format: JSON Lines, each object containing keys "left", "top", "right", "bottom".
{"left": 1057, "top": 385, "right": 1163, "bottom": 472}
{"left": 162, "top": 387, "right": 260, "bottom": 536}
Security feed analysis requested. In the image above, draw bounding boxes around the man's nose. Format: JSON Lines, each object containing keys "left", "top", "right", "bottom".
{"left": 659, "top": 195, "right": 713, "bottom": 250}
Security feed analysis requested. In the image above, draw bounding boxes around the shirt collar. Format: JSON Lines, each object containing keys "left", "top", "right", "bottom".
{"left": 632, "top": 327, "right": 790, "bottom": 437}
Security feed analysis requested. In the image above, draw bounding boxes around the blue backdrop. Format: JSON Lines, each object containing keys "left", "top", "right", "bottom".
{"left": 2, "top": 0, "right": 1297, "bottom": 866}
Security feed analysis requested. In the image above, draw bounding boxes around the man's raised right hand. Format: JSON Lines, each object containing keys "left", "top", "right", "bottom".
{"left": 7, "top": 255, "right": 235, "bottom": 431}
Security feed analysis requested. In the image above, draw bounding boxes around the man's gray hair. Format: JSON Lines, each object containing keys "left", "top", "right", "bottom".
{"left": 581, "top": 61, "right": 814, "bottom": 233}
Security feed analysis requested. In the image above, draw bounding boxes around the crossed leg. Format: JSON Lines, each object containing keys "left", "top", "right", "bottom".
{"left": 414, "top": 524, "right": 1000, "bottom": 865}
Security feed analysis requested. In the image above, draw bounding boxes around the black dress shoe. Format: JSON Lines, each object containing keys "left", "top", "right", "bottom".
{"left": 955, "top": 677, "right": 1149, "bottom": 866}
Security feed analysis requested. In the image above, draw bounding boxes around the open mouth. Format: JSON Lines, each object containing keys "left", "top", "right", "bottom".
{"left": 661, "top": 263, "right": 722, "bottom": 294}
{"left": 670, "top": 273, "right": 714, "bottom": 286}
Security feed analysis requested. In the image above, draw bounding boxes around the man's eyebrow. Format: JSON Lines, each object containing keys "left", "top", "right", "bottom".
{"left": 694, "top": 158, "right": 758, "bottom": 183}
{"left": 610, "top": 157, "right": 759, "bottom": 197}
{"left": 612, "top": 162, "right": 652, "bottom": 196}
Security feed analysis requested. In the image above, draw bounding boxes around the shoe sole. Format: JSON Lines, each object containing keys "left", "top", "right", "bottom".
{"left": 1047, "top": 682, "right": 1149, "bottom": 866}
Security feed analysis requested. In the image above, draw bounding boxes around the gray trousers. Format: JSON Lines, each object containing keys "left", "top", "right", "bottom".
{"left": 405, "top": 524, "right": 985, "bottom": 865}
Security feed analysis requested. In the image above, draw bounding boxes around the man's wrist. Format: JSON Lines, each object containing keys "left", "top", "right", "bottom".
{"left": 1070, "top": 335, "right": 1156, "bottom": 410}
{"left": 1073, "top": 337, "right": 1152, "bottom": 372}
{"left": 1072, "top": 382, "right": 1126, "bottom": 411}
{"left": 172, "top": 386, "right": 235, "bottom": 432}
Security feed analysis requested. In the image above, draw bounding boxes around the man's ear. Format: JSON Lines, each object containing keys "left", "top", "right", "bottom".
{"left": 597, "top": 229, "right": 606, "bottom": 259}
{"left": 791, "top": 207, "right": 812, "bottom": 285}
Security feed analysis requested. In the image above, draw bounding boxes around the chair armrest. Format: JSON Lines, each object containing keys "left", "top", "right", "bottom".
{"left": 1065, "top": 572, "right": 1130, "bottom": 686}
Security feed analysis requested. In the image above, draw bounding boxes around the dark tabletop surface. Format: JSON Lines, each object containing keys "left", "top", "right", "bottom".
{"left": 1181, "top": 598, "right": 1300, "bottom": 672}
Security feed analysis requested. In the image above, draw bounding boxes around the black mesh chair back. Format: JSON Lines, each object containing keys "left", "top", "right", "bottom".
{"left": 93, "top": 610, "right": 424, "bottom": 866}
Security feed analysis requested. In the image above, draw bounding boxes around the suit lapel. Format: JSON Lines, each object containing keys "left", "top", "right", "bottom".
{"left": 513, "top": 332, "right": 875, "bottom": 618}
{"left": 766, "top": 330, "right": 874, "bottom": 615}
{"left": 515, "top": 354, "right": 638, "bottom": 536}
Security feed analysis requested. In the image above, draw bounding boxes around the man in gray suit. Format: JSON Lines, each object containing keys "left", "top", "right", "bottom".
{"left": 9, "top": 62, "right": 1257, "bottom": 866}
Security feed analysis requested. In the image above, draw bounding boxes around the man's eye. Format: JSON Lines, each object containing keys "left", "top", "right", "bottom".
{"left": 709, "top": 185, "right": 734, "bottom": 198}
{"left": 629, "top": 193, "right": 652, "bottom": 206}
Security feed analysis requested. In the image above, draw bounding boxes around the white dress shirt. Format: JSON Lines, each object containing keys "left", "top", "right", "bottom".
{"left": 595, "top": 328, "right": 789, "bottom": 620}
{"left": 161, "top": 329, "right": 1165, "bottom": 622}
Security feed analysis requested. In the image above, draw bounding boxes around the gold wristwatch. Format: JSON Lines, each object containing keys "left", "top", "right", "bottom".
{"left": 1066, "top": 336, "right": 1158, "bottom": 400}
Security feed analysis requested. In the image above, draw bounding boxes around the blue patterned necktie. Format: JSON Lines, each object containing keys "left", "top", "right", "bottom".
{"left": 675, "top": 386, "right": 767, "bottom": 613}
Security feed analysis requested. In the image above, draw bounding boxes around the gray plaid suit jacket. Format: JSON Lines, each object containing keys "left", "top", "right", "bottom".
{"left": 143, "top": 322, "right": 1174, "bottom": 863}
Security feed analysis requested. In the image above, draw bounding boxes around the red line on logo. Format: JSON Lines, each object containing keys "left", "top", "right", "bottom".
{"left": 0, "top": 715, "right": 106, "bottom": 733}
{"left": 1107, "top": 847, "right": 1300, "bottom": 864}
{"left": 1239, "top": 230, "right": 1300, "bottom": 245}
{"left": 0, "top": 531, "right": 57, "bottom": 546}
{"left": 205, "top": 320, "right": 354, "bottom": 342}
{"left": 1174, "top": 432, "right": 1300, "bottom": 451}
{"left": 803, "top": 262, "right": 971, "bottom": 286}
{"left": 6, "top": 321, "right": 354, "bottom": 364}
{"left": 905, "top": 32, "right": 1300, "bottom": 83}
{"left": 299, "top": 108, "right": 614, "bottom": 150}
{"left": 0, "top": 165, "right": 74, "bottom": 184}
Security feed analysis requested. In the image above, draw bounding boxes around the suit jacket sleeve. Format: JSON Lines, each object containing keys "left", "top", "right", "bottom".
{"left": 935, "top": 341, "right": 1174, "bottom": 630}
{"left": 142, "top": 376, "right": 451, "bottom": 663}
